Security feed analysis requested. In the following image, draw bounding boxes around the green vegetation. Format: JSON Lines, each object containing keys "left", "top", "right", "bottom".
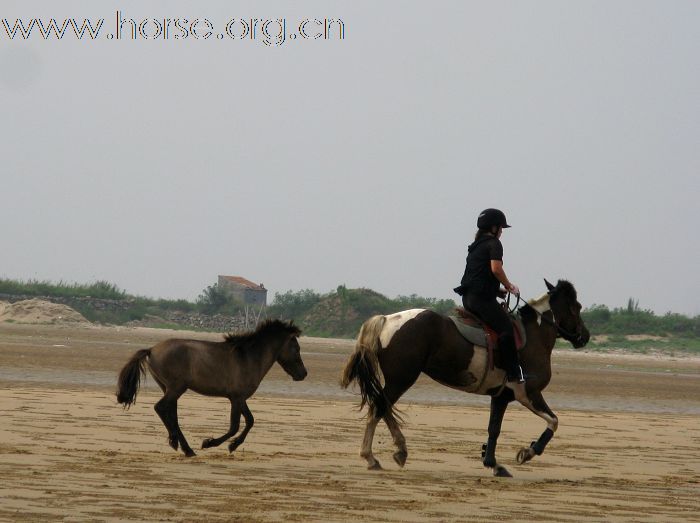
{"left": 575, "top": 336, "right": 700, "bottom": 355}
{"left": 0, "top": 278, "right": 198, "bottom": 325}
{"left": 1, "top": 280, "right": 698, "bottom": 354}
{"left": 0, "top": 278, "right": 125, "bottom": 300}
{"left": 196, "top": 283, "right": 245, "bottom": 315}
{"left": 267, "top": 285, "right": 456, "bottom": 338}
{"left": 582, "top": 299, "right": 699, "bottom": 338}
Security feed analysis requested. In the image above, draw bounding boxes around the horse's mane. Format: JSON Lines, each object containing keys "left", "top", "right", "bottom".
{"left": 552, "top": 279, "right": 577, "bottom": 301}
{"left": 224, "top": 319, "right": 301, "bottom": 349}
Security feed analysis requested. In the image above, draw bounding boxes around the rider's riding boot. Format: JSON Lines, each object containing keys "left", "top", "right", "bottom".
{"left": 506, "top": 365, "right": 527, "bottom": 402}
{"left": 507, "top": 364, "right": 525, "bottom": 384}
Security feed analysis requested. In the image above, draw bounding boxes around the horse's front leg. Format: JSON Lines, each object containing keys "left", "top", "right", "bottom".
{"left": 516, "top": 390, "right": 558, "bottom": 465}
{"left": 483, "top": 392, "right": 512, "bottom": 477}
{"left": 228, "top": 401, "right": 254, "bottom": 453}
{"left": 202, "top": 398, "right": 242, "bottom": 450}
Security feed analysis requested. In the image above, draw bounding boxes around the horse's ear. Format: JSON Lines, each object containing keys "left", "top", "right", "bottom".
{"left": 544, "top": 278, "right": 556, "bottom": 293}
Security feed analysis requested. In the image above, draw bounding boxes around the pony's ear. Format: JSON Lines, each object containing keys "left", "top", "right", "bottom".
{"left": 544, "top": 278, "right": 556, "bottom": 293}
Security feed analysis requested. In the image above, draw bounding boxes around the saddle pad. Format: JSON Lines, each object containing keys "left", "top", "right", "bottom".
{"left": 448, "top": 316, "right": 488, "bottom": 347}
{"left": 449, "top": 314, "right": 527, "bottom": 350}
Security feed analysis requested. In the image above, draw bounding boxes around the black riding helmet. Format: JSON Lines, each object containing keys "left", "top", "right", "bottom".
{"left": 477, "top": 208, "right": 511, "bottom": 229}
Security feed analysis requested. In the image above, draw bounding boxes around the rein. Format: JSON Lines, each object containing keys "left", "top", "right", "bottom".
{"left": 505, "top": 292, "right": 584, "bottom": 344}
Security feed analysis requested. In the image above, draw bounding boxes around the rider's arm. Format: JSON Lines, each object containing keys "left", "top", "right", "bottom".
{"left": 491, "top": 260, "right": 518, "bottom": 294}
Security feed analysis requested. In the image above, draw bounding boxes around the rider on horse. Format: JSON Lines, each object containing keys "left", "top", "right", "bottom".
{"left": 454, "top": 208, "right": 527, "bottom": 400}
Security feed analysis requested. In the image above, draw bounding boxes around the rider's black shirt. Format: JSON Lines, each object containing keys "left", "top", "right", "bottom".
{"left": 455, "top": 236, "right": 503, "bottom": 299}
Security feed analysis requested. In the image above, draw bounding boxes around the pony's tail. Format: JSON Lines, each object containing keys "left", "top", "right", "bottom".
{"left": 341, "top": 315, "right": 402, "bottom": 425}
{"left": 116, "top": 348, "right": 150, "bottom": 408}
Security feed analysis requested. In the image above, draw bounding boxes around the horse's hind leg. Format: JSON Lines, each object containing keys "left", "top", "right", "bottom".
{"left": 155, "top": 388, "right": 195, "bottom": 457}
{"left": 154, "top": 396, "right": 179, "bottom": 452}
{"left": 383, "top": 414, "right": 407, "bottom": 468}
{"left": 382, "top": 383, "right": 411, "bottom": 468}
{"left": 360, "top": 415, "right": 382, "bottom": 470}
{"left": 202, "top": 399, "right": 242, "bottom": 450}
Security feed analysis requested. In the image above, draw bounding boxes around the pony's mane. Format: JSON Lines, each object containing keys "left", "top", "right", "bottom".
{"left": 224, "top": 319, "right": 301, "bottom": 349}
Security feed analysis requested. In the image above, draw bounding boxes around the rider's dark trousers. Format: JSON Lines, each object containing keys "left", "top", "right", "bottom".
{"left": 462, "top": 293, "right": 520, "bottom": 379}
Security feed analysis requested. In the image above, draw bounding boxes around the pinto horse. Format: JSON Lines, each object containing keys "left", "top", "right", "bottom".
{"left": 341, "top": 279, "right": 590, "bottom": 477}
{"left": 116, "top": 319, "right": 307, "bottom": 457}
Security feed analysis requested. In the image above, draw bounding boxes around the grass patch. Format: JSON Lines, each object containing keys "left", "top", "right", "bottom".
{"left": 0, "top": 278, "right": 126, "bottom": 300}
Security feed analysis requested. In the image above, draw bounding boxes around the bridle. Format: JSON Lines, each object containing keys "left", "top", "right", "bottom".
{"left": 505, "top": 292, "right": 585, "bottom": 345}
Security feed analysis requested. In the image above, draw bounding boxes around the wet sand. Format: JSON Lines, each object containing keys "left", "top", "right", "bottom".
{"left": 1, "top": 323, "right": 699, "bottom": 522}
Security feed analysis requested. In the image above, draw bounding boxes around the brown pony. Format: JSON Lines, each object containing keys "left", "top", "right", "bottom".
{"left": 116, "top": 319, "right": 307, "bottom": 457}
{"left": 341, "top": 279, "right": 589, "bottom": 477}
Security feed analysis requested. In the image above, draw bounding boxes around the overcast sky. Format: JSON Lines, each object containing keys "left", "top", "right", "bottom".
{"left": 1, "top": 1, "right": 698, "bottom": 315}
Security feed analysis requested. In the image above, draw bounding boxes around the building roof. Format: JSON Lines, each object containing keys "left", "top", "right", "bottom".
{"left": 219, "top": 275, "right": 266, "bottom": 291}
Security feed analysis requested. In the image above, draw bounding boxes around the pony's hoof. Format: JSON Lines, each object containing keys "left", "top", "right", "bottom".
{"left": 493, "top": 465, "right": 512, "bottom": 477}
{"left": 367, "top": 461, "right": 383, "bottom": 470}
{"left": 202, "top": 438, "right": 215, "bottom": 449}
{"left": 393, "top": 451, "right": 407, "bottom": 468}
{"left": 184, "top": 449, "right": 196, "bottom": 458}
{"left": 516, "top": 447, "right": 535, "bottom": 464}
{"left": 228, "top": 440, "right": 242, "bottom": 453}
{"left": 169, "top": 438, "right": 179, "bottom": 451}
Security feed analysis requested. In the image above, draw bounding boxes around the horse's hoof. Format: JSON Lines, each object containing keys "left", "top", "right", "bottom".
{"left": 367, "top": 461, "right": 383, "bottom": 470}
{"left": 184, "top": 449, "right": 196, "bottom": 458}
{"left": 483, "top": 456, "right": 497, "bottom": 468}
{"left": 202, "top": 438, "right": 215, "bottom": 449}
{"left": 516, "top": 447, "right": 534, "bottom": 464}
{"left": 493, "top": 465, "right": 512, "bottom": 478}
{"left": 228, "top": 440, "right": 241, "bottom": 453}
{"left": 169, "top": 439, "right": 179, "bottom": 451}
{"left": 393, "top": 451, "right": 407, "bottom": 468}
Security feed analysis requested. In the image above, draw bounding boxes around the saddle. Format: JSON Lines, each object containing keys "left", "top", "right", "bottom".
{"left": 448, "top": 307, "right": 527, "bottom": 371}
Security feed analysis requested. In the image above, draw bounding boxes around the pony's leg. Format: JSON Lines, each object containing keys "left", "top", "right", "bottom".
{"left": 201, "top": 399, "right": 242, "bottom": 449}
{"left": 360, "top": 415, "right": 382, "bottom": 470}
{"left": 171, "top": 397, "right": 197, "bottom": 457}
{"left": 516, "top": 391, "right": 558, "bottom": 465}
{"left": 228, "top": 401, "right": 254, "bottom": 453}
{"left": 155, "top": 388, "right": 196, "bottom": 457}
{"left": 483, "top": 392, "right": 512, "bottom": 477}
{"left": 154, "top": 394, "right": 180, "bottom": 452}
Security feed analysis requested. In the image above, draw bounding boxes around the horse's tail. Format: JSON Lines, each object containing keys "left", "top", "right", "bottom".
{"left": 116, "top": 348, "right": 151, "bottom": 408}
{"left": 341, "top": 315, "right": 402, "bottom": 425}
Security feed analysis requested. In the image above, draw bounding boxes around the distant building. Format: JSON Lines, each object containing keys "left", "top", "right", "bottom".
{"left": 218, "top": 275, "right": 267, "bottom": 306}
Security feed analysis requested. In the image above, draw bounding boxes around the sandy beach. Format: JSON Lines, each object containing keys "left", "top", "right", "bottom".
{"left": 1, "top": 323, "right": 699, "bottom": 522}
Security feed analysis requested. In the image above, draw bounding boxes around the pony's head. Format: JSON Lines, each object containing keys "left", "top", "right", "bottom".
{"left": 277, "top": 328, "right": 307, "bottom": 381}
{"left": 225, "top": 319, "right": 307, "bottom": 381}
{"left": 265, "top": 319, "right": 307, "bottom": 381}
{"left": 544, "top": 279, "right": 590, "bottom": 348}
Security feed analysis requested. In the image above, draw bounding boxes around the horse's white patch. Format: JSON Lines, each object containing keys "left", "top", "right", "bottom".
{"left": 379, "top": 309, "right": 426, "bottom": 348}
{"left": 435, "top": 346, "right": 506, "bottom": 395}
{"left": 528, "top": 293, "right": 551, "bottom": 324}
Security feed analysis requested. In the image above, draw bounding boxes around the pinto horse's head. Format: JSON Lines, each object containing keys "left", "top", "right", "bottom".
{"left": 544, "top": 279, "right": 590, "bottom": 348}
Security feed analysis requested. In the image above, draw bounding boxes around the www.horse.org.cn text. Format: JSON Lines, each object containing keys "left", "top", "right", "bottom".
{"left": 2, "top": 11, "right": 346, "bottom": 46}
